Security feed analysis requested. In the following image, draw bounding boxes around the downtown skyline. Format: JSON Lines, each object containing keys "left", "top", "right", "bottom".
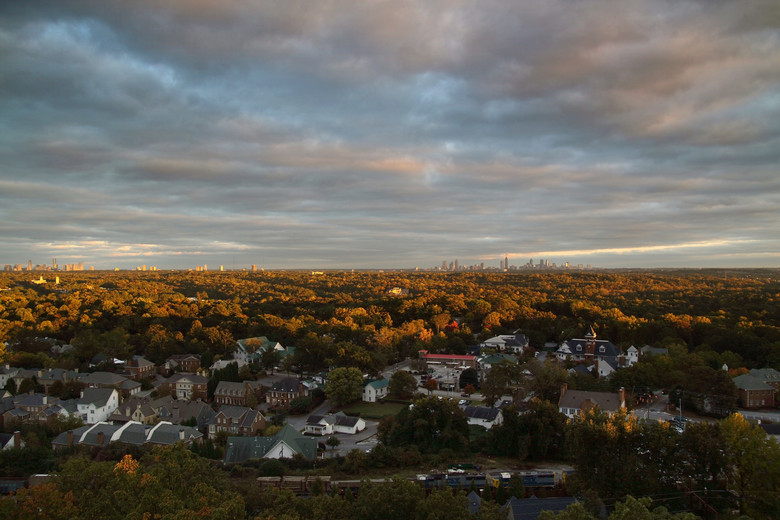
{"left": 1, "top": 1, "right": 779, "bottom": 270}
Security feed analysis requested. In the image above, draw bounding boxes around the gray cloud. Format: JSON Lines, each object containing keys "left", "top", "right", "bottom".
{"left": 1, "top": 0, "right": 778, "bottom": 269}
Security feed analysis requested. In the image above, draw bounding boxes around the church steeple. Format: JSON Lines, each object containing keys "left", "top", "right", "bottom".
{"left": 585, "top": 325, "right": 597, "bottom": 356}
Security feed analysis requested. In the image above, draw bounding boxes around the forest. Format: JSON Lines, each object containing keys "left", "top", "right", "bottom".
{"left": 2, "top": 268, "right": 779, "bottom": 373}
{"left": 1, "top": 269, "right": 779, "bottom": 518}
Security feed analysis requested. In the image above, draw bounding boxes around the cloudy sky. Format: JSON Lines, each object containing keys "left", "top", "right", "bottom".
{"left": 1, "top": 1, "right": 778, "bottom": 270}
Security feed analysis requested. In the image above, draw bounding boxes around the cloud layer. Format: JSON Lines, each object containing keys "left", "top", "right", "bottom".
{"left": 1, "top": 0, "right": 778, "bottom": 269}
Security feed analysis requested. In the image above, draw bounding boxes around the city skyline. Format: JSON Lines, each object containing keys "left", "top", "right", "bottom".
{"left": 1, "top": 1, "right": 779, "bottom": 270}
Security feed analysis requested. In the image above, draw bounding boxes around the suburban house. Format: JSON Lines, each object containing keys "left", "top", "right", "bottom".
{"left": 480, "top": 332, "right": 530, "bottom": 354}
{"left": 463, "top": 405, "right": 503, "bottom": 429}
{"left": 362, "top": 379, "right": 389, "bottom": 402}
{"left": 558, "top": 385, "right": 626, "bottom": 419}
{"left": 733, "top": 373, "right": 776, "bottom": 409}
{"left": 77, "top": 388, "right": 120, "bottom": 424}
{"left": 164, "top": 354, "right": 201, "bottom": 374}
{"left": 163, "top": 373, "right": 209, "bottom": 400}
{"left": 207, "top": 405, "right": 265, "bottom": 438}
{"left": 418, "top": 351, "right": 477, "bottom": 370}
{"left": 266, "top": 377, "right": 308, "bottom": 408}
{"left": 750, "top": 368, "right": 780, "bottom": 391}
{"left": 554, "top": 327, "right": 630, "bottom": 369}
{"left": 109, "top": 396, "right": 159, "bottom": 424}
{"left": 477, "top": 353, "right": 518, "bottom": 371}
{"left": 123, "top": 357, "right": 156, "bottom": 381}
{"left": 224, "top": 424, "right": 318, "bottom": 463}
{"left": 213, "top": 380, "right": 263, "bottom": 406}
{"left": 52, "top": 420, "right": 202, "bottom": 449}
{"left": 303, "top": 412, "right": 366, "bottom": 436}
{"left": 156, "top": 399, "right": 216, "bottom": 430}
{"left": 235, "top": 337, "right": 294, "bottom": 366}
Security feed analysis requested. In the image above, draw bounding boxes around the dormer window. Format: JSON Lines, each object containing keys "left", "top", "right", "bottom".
{"left": 599, "top": 346, "right": 605, "bottom": 353}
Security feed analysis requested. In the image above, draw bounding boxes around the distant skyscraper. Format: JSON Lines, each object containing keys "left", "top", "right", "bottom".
{"left": 504, "top": 256, "right": 508, "bottom": 270}
{"left": 203, "top": 264, "right": 207, "bottom": 271}
{"left": 52, "top": 258, "right": 57, "bottom": 269}
{"left": 251, "top": 264, "right": 257, "bottom": 272}
{"left": 454, "top": 259, "right": 459, "bottom": 271}
{"left": 442, "top": 260, "right": 447, "bottom": 270}
{"left": 78, "top": 262, "right": 84, "bottom": 270}
{"left": 28, "top": 260, "right": 32, "bottom": 271}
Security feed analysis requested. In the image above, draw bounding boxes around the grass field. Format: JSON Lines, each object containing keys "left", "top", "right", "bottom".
{"left": 341, "top": 401, "right": 408, "bottom": 419}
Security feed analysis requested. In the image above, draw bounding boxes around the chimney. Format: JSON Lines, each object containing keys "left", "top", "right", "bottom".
{"left": 66, "top": 430, "right": 74, "bottom": 447}
{"left": 618, "top": 387, "right": 626, "bottom": 408}
{"left": 13, "top": 431, "right": 21, "bottom": 448}
{"left": 179, "top": 428, "right": 185, "bottom": 441}
{"left": 560, "top": 383, "right": 568, "bottom": 399}
{"left": 97, "top": 431, "right": 105, "bottom": 445}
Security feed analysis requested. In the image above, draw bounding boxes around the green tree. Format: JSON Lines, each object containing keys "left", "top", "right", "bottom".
{"left": 720, "top": 413, "right": 780, "bottom": 518}
{"left": 379, "top": 395, "right": 469, "bottom": 454}
{"left": 389, "top": 370, "right": 417, "bottom": 399}
{"left": 325, "top": 367, "right": 364, "bottom": 407}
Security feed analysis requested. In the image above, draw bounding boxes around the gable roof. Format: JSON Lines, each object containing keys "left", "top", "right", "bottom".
{"left": 79, "top": 388, "right": 116, "bottom": 408}
{"left": 270, "top": 377, "right": 301, "bottom": 393}
{"left": 734, "top": 374, "right": 774, "bottom": 391}
{"left": 214, "top": 381, "right": 247, "bottom": 396}
{"left": 559, "top": 389, "right": 624, "bottom": 413}
{"left": 750, "top": 368, "right": 780, "bottom": 383}
{"left": 463, "top": 406, "right": 501, "bottom": 422}
{"left": 224, "top": 424, "right": 317, "bottom": 463}
{"left": 167, "top": 373, "right": 209, "bottom": 385}
{"left": 364, "top": 379, "right": 389, "bottom": 390}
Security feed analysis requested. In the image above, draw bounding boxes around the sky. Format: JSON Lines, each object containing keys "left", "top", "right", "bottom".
{"left": 1, "top": 1, "right": 779, "bottom": 270}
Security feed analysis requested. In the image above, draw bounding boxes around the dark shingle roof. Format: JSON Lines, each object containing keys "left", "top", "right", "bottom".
{"left": 464, "top": 406, "right": 501, "bottom": 421}
{"left": 505, "top": 496, "right": 577, "bottom": 520}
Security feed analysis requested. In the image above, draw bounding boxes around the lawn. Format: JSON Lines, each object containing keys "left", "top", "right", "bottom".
{"left": 341, "top": 401, "right": 408, "bottom": 419}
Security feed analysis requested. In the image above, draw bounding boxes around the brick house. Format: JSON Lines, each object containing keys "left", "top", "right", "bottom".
{"left": 266, "top": 377, "right": 307, "bottom": 408}
{"left": 213, "top": 380, "right": 263, "bottom": 407}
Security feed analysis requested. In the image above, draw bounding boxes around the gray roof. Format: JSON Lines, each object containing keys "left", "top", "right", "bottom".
{"left": 560, "top": 338, "right": 621, "bottom": 358}
{"left": 79, "top": 388, "right": 115, "bottom": 408}
{"left": 467, "top": 491, "right": 481, "bottom": 515}
{"left": 80, "top": 372, "right": 128, "bottom": 386}
{"left": 750, "top": 368, "right": 780, "bottom": 383}
{"left": 464, "top": 406, "right": 501, "bottom": 422}
{"left": 214, "top": 381, "right": 248, "bottom": 396}
{"left": 167, "top": 373, "right": 209, "bottom": 385}
{"left": 559, "top": 389, "right": 624, "bottom": 413}
{"left": 270, "top": 377, "right": 301, "bottom": 393}
{"left": 734, "top": 374, "right": 774, "bottom": 391}
{"left": 147, "top": 422, "right": 202, "bottom": 444}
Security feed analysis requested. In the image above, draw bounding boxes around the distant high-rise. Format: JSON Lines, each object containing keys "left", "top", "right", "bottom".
{"left": 454, "top": 259, "right": 459, "bottom": 271}
{"left": 52, "top": 258, "right": 57, "bottom": 269}
{"left": 504, "top": 256, "right": 509, "bottom": 270}
{"left": 220, "top": 265, "right": 224, "bottom": 271}
{"left": 78, "top": 262, "right": 84, "bottom": 270}
{"left": 251, "top": 264, "right": 257, "bottom": 272}
{"left": 28, "top": 260, "right": 32, "bottom": 271}
{"left": 203, "top": 264, "right": 207, "bottom": 271}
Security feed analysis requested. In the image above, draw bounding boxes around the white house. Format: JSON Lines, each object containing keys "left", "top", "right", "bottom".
{"left": 363, "top": 379, "right": 389, "bottom": 402}
{"left": 304, "top": 412, "right": 366, "bottom": 435}
{"left": 480, "top": 333, "right": 530, "bottom": 354}
{"left": 463, "top": 406, "right": 503, "bottom": 429}
{"left": 77, "top": 388, "right": 119, "bottom": 424}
